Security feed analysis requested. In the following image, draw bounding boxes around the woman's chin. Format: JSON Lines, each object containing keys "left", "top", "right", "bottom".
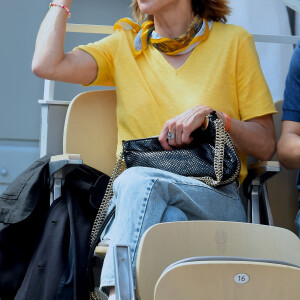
{"left": 138, "top": 3, "right": 155, "bottom": 15}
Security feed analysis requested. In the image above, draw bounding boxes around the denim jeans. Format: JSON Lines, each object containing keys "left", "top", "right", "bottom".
{"left": 99, "top": 167, "right": 246, "bottom": 290}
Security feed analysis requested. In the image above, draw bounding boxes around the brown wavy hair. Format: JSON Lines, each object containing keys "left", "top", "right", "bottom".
{"left": 131, "top": 0, "right": 231, "bottom": 23}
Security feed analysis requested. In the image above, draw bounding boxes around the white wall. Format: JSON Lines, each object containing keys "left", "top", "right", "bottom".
{"left": 227, "top": 0, "right": 294, "bottom": 102}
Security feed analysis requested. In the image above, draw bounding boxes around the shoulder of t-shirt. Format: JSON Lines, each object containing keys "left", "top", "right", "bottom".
{"left": 211, "top": 22, "right": 252, "bottom": 46}
{"left": 105, "top": 27, "right": 136, "bottom": 46}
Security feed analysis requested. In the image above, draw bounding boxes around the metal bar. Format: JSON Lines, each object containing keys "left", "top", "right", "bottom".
{"left": 262, "top": 183, "right": 274, "bottom": 226}
{"left": 38, "top": 99, "right": 70, "bottom": 106}
{"left": 39, "top": 104, "right": 49, "bottom": 158}
{"left": 251, "top": 184, "right": 261, "bottom": 224}
{"left": 253, "top": 33, "right": 300, "bottom": 45}
{"left": 41, "top": 80, "right": 55, "bottom": 157}
{"left": 65, "top": 23, "right": 300, "bottom": 45}
{"left": 43, "top": 80, "right": 55, "bottom": 100}
{"left": 66, "top": 23, "right": 114, "bottom": 34}
{"left": 53, "top": 178, "right": 62, "bottom": 203}
{"left": 114, "top": 245, "right": 135, "bottom": 300}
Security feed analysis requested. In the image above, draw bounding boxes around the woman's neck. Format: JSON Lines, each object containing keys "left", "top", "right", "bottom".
{"left": 153, "top": 8, "right": 194, "bottom": 38}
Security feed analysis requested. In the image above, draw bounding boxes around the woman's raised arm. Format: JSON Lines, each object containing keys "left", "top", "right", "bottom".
{"left": 32, "top": 0, "right": 97, "bottom": 85}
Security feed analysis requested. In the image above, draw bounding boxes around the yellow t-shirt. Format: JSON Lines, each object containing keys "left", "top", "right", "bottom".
{"left": 75, "top": 22, "right": 276, "bottom": 182}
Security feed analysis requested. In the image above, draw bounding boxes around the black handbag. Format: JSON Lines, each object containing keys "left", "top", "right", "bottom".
{"left": 122, "top": 110, "right": 240, "bottom": 187}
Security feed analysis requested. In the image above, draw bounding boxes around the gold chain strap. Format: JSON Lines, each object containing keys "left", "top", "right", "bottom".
{"left": 89, "top": 152, "right": 124, "bottom": 247}
{"left": 222, "top": 128, "right": 241, "bottom": 185}
{"left": 90, "top": 291, "right": 100, "bottom": 300}
{"left": 213, "top": 118, "right": 226, "bottom": 182}
{"left": 192, "top": 118, "right": 240, "bottom": 186}
{"left": 89, "top": 154, "right": 125, "bottom": 300}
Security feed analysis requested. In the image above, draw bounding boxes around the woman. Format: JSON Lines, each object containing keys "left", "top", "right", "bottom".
{"left": 33, "top": 0, "right": 276, "bottom": 298}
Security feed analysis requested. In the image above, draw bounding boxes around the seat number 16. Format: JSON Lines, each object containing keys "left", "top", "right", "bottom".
{"left": 234, "top": 273, "right": 250, "bottom": 284}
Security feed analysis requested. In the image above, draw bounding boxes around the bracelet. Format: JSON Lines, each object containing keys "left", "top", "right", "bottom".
{"left": 222, "top": 112, "right": 231, "bottom": 132}
{"left": 49, "top": 2, "right": 71, "bottom": 18}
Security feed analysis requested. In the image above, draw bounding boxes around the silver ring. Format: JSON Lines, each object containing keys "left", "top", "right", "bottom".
{"left": 167, "top": 131, "right": 175, "bottom": 140}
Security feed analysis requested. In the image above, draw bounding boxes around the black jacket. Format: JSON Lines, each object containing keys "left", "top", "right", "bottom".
{"left": 0, "top": 156, "right": 109, "bottom": 300}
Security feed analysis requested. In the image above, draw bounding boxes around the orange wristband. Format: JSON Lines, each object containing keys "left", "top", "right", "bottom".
{"left": 222, "top": 112, "right": 231, "bottom": 132}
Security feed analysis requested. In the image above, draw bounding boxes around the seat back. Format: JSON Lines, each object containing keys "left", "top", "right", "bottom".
{"left": 135, "top": 221, "right": 300, "bottom": 300}
{"left": 154, "top": 260, "right": 300, "bottom": 300}
{"left": 266, "top": 100, "right": 299, "bottom": 233}
{"left": 63, "top": 90, "right": 117, "bottom": 176}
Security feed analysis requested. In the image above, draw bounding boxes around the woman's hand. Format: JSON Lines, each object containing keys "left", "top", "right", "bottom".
{"left": 158, "top": 105, "right": 276, "bottom": 161}
{"left": 158, "top": 105, "right": 214, "bottom": 150}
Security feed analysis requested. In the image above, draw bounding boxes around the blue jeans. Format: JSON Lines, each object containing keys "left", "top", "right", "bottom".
{"left": 99, "top": 167, "right": 246, "bottom": 290}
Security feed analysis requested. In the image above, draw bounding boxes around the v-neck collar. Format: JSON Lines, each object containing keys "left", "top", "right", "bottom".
{"left": 142, "top": 21, "right": 214, "bottom": 73}
{"left": 148, "top": 40, "right": 199, "bottom": 73}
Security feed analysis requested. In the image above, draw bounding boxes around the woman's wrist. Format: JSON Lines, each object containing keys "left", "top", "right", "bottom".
{"left": 50, "top": 1, "right": 72, "bottom": 10}
{"left": 217, "top": 111, "right": 231, "bottom": 132}
{"left": 58, "top": 0, "right": 72, "bottom": 7}
{"left": 49, "top": 3, "right": 71, "bottom": 18}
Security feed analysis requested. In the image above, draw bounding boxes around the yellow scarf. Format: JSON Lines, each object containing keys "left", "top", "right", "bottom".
{"left": 114, "top": 17, "right": 213, "bottom": 57}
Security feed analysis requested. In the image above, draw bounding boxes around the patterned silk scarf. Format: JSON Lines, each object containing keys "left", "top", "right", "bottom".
{"left": 114, "top": 16, "right": 213, "bottom": 57}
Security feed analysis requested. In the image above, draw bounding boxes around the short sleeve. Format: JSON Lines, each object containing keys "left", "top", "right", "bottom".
{"left": 74, "top": 32, "right": 121, "bottom": 86}
{"left": 236, "top": 33, "right": 276, "bottom": 121}
{"left": 282, "top": 42, "right": 300, "bottom": 122}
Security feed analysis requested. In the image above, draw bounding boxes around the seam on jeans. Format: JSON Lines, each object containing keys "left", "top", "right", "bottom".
{"left": 167, "top": 177, "right": 230, "bottom": 191}
{"left": 100, "top": 280, "right": 115, "bottom": 285}
{"left": 100, "top": 280, "right": 115, "bottom": 292}
{"left": 131, "top": 178, "right": 158, "bottom": 261}
{"left": 173, "top": 181, "right": 238, "bottom": 200}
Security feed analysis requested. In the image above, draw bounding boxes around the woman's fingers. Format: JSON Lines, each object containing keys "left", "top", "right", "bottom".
{"left": 159, "top": 124, "right": 174, "bottom": 150}
{"left": 159, "top": 105, "right": 213, "bottom": 149}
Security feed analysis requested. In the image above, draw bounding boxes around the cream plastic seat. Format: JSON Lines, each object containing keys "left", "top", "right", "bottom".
{"left": 135, "top": 221, "right": 300, "bottom": 300}
{"left": 154, "top": 259, "right": 300, "bottom": 300}
{"left": 63, "top": 89, "right": 118, "bottom": 176}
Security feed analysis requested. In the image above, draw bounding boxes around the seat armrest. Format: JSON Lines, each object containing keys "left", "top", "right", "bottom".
{"left": 244, "top": 161, "right": 280, "bottom": 225}
{"left": 49, "top": 154, "right": 83, "bottom": 178}
{"left": 247, "top": 161, "right": 280, "bottom": 183}
{"left": 49, "top": 154, "right": 83, "bottom": 203}
{"left": 114, "top": 245, "right": 135, "bottom": 300}
{"left": 94, "top": 241, "right": 109, "bottom": 257}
